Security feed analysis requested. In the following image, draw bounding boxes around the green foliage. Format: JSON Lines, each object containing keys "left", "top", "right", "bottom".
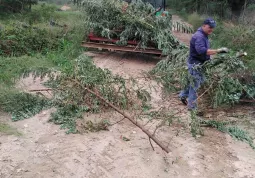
{"left": 207, "top": 22, "right": 255, "bottom": 105}
{"left": 0, "top": 122, "right": 22, "bottom": 136}
{"left": 0, "top": 89, "right": 51, "bottom": 121}
{"left": 0, "top": 24, "right": 65, "bottom": 56}
{"left": 80, "top": 120, "right": 110, "bottom": 132}
{"left": 48, "top": 55, "right": 136, "bottom": 110}
{"left": 211, "top": 24, "right": 255, "bottom": 69}
{"left": 0, "top": 55, "right": 55, "bottom": 85}
{"left": 213, "top": 78, "right": 243, "bottom": 106}
{"left": 0, "top": 4, "right": 85, "bottom": 57}
{"left": 190, "top": 110, "right": 203, "bottom": 137}
{"left": 0, "top": 0, "right": 38, "bottom": 13}
{"left": 166, "top": 0, "right": 249, "bottom": 18}
{"left": 187, "top": 12, "right": 204, "bottom": 30}
{"left": 150, "top": 47, "right": 189, "bottom": 92}
{"left": 152, "top": 39, "right": 254, "bottom": 107}
{"left": 43, "top": 54, "right": 148, "bottom": 133}
{"left": 0, "top": 6, "right": 86, "bottom": 127}
{"left": 50, "top": 106, "right": 87, "bottom": 134}
{"left": 25, "top": 3, "right": 57, "bottom": 24}
{"left": 81, "top": 0, "right": 190, "bottom": 52}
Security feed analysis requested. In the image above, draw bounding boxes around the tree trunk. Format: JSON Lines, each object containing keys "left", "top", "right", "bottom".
{"left": 228, "top": 0, "right": 246, "bottom": 17}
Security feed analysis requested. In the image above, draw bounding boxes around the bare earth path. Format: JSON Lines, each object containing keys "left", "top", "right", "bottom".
{"left": 1, "top": 16, "right": 255, "bottom": 178}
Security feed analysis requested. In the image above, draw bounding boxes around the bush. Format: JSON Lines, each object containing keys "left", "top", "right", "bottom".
{"left": 25, "top": 3, "right": 57, "bottom": 24}
{"left": 0, "top": 25, "right": 63, "bottom": 56}
{"left": 0, "top": 0, "right": 37, "bottom": 13}
{"left": 0, "top": 88, "right": 51, "bottom": 121}
{"left": 211, "top": 23, "right": 255, "bottom": 70}
{"left": 0, "top": 54, "right": 55, "bottom": 85}
{"left": 0, "top": 11, "right": 85, "bottom": 57}
{"left": 187, "top": 12, "right": 204, "bottom": 30}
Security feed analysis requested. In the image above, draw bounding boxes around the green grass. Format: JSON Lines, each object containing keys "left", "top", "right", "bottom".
{"left": 201, "top": 119, "right": 255, "bottom": 149}
{"left": 0, "top": 4, "right": 86, "bottom": 85}
{"left": 210, "top": 23, "right": 255, "bottom": 70}
{"left": 187, "top": 12, "right": 204, "bottom": 30}
{"left": 0, "top": 4, "right": 86, "bottom": 124}
{"left": 0, "top": 55, "right": 55, "bottom": 85}
{"left": 0, "top": 122, "right": 22, "bottom": 136}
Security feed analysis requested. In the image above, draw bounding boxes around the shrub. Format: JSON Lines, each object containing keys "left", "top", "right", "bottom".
{"left": 25, "top": 3, "right": 57, "bottom": 24}
{"left": 211, "top": 23, "right": 255, "bottom": 70}
{"left": 0, "top": 25, "right": 63, "bottom": 56}
{"left": 187, "top": 12, "right": 204, "bottom": 30}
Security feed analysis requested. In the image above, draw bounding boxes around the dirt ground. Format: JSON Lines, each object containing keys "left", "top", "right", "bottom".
{"left": 1, "top": 17, "right": 255, "bottom": 178}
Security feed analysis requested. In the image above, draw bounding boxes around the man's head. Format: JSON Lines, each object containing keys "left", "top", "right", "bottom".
{"left": 202, "top": 18, "right": 216, "bottom": 35}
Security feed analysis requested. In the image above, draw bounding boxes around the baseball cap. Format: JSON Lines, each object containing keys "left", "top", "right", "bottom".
{"left": 203, "top": 18, "right": 216, "bottom": 28}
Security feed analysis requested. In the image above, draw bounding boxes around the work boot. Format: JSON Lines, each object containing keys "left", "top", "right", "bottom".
{"left": 180, "top": 96, "right": 188, "bottom": 105}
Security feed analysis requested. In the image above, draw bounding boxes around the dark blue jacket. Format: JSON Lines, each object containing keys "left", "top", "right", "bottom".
{"left": 188, "top": 27, "right": 210, "bottom": 65}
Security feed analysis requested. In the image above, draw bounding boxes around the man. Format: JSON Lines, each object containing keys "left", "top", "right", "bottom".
{"left": 179, "top": 18, "right": 228, "bottom": 111}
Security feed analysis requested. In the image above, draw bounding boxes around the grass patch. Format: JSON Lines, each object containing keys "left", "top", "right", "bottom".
{"left": 0, "top": 4, "right": 86, "bottom": 85}
{"left": 0, "top": 89, "right": 51, "bottom": 121}
{"left": 0, "top": 122, "right": 22, "bottom": 136}
{"left": 187, "top": 12, "right": 204, "bottom": 30}
{"left": 201, "top": 120, "right": 255, "bottom": 149}
{"left": 211, "top": 23, "right": 255, "bottom": 70}
{"left": 0, "top": 55, "right": 55, "bottom": 85}
{"left": 0, "top": 4, "right": 87, "bottom": 131}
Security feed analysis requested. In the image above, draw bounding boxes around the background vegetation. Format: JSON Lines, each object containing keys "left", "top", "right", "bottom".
{"left": 166, "top": 0, "right": 255, "bottom": 20}
{"left": 0, "top": 3, "right": 86, "bottom": 131}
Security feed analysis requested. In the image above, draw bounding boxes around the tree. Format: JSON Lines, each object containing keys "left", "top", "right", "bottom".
{"left": 228, "top": 0, "right": 246, "bottom": 16}
{"left": 166, "top": 0, "right": 254, "bottom": 18}
{"left": 0, "top": 0, "right": 37, "bottom": 13}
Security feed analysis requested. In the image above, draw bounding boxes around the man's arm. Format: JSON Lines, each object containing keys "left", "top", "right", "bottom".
{"left": 207, "top": 49, "right": 218, "bottom": 55}
{"left": 195, "top": 37, "right": 229, "bottom": 56}
{"left": 207, "top": 48, "right": 229, "bottom": 55}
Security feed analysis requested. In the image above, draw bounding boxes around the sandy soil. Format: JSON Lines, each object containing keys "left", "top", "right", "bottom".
{"left": 1, "top": 17, "right": 255, "bottom": 178}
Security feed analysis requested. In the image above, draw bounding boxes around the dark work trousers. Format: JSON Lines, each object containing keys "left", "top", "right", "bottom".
{"left": 179, "top": 64, "right": 205, "bottom": 109}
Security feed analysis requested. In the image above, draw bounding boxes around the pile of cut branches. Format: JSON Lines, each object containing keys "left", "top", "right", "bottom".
{"left": 0, "top": 54, "right": 173, "bottom": 152}
{"left": 81, "top": 0, "right": 191, "bottom": 52}
{"left": 81, "top": 0, "right": 254, "bottom": 107}
{"left": 0, "top": 55, "right": 150, "bottom": 133}
{"left": 152, "top": 50, "right": 255, "bottom": 107}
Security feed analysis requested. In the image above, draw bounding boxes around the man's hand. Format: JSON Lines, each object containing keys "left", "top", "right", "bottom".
{"left": 217, "top": 47, "right": 229, "bottom": 53}
{"left": 122, "top": 3, "right": 128, "bottom": 12}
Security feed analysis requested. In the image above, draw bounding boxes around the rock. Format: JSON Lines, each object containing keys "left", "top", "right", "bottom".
{"left": 24, "top": 124, "right": 28, "bottom": 128}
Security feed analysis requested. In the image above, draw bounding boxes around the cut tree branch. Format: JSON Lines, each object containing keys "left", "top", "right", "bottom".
{"left": 32, "top": 81, "right": 171, "bottom": 153}
{"left": 74, "top": 83, "right": 171, "bottom": 153}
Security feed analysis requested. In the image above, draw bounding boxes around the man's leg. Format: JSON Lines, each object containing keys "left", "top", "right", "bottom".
{"left": 179, "top": 87, "right": 189, "bottom": 105}
{"left": 187, "top": 69, "right": 204, "bottom": 110}
{"left": 179, "top": 88, "right": 189, "bottom": 98}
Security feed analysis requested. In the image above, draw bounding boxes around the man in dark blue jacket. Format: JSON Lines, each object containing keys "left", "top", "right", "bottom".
{"left": 179, "top": 18, "right": 228, "bottom": 111}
